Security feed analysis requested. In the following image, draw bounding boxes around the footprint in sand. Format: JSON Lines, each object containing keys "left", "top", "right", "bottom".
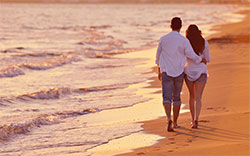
{"left": 187, "top": 139, "right": 192, "bottom": 143}
{"left": 136, "top": 152, "right": 145, "bottom": 155}
{"left": 168, "top": 150, "right": 174, "bottom": 152}
{"left": 199, "top": 120, "right": 210, "bottom": 123}
{"left": 207, "top": 107, "right": 214, "bottom": 110}
{"left": 168, "top": 137, "right": 175, "bottom": 140}
{"left": 207, "top": 107, "right": 229, "bottom": 112}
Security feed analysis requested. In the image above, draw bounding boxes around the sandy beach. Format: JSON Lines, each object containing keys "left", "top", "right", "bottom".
{"left": 115, "top": 9, "right": 250, "bottom": 156}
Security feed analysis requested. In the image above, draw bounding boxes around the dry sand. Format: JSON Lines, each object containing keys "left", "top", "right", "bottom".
{"left": 116, "top": 9, "right": 250, "bottom": 156}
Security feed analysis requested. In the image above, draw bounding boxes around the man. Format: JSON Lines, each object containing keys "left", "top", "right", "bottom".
{"left": 155, "top": 17, "right": 204, "bottom": 132}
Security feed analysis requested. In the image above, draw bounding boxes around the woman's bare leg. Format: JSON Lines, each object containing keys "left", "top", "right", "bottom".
{"left": 194, "top": 81, "right": 206, "bottom": 121}
{"left": 185, "top": 80, "right": 195, "bottom": 124}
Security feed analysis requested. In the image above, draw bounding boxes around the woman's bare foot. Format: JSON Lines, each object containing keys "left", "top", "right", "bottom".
{"left": 195, "top": 120, "right": 198, "bottom": 128}
{"left": 173, "top": 122, "right": 180, "bottom": 128}
{"left": 191, "top": 120, "right": 198, "bottom": 129}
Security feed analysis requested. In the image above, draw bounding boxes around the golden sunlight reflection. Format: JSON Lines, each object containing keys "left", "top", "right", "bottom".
{"left": 88, "top": 48, "right": 190, "bottom": 155}
{"left": 89, "top": 132, "right": 164, "bottom": 156}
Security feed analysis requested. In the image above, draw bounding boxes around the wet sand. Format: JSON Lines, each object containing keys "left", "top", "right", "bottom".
{"left": 116, "top": 9, "right": 250, "bottom": 156}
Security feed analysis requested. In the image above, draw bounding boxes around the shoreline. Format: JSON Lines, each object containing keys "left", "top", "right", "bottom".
{"left": 88, "top": 6, "right": 250, "bottom": 156}
{"left": 115, "top": 9, "right": 250, "bottom": 156}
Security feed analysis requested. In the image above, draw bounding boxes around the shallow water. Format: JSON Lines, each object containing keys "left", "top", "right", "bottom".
{"left": 0, "top": 3, "right": 244, "bottom": 156}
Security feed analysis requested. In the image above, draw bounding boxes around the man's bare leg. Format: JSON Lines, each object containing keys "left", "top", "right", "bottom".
{"left": 173, "top": 105, "right": 181, "bottom": 128}
{"left": 163, "top": 103, "right": 174, "bottom": 132}
{"left": 163, "top": 103, "right": 171, "bottom": 121}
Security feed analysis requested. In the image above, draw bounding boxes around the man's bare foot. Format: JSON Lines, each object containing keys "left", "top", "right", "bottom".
{"left": 167, "top": 120, "right": 174, "bottom": 132}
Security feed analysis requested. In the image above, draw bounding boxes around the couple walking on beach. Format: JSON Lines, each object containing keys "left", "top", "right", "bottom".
{"left": 156, "top": 17, "right": 211, "bottom": 132}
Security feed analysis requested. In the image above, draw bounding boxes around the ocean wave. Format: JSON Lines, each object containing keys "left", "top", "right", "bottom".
{"left": 49, "top": 25, "right": 111, "bottom": 32}
{"left": 0, "top": 83, "right": 131, "bottom": 107}
{"left": 88, "top": 53, "right": 113, "bottom": 59}
{"left": 1, "top": 47, "right": 25, "bottom": 53}
{"left": 85, "top": 39, "right": 126, "bottom": 49}
{"left": 13, "top": 52, "right": 61, "bottom": 57}
{"left": 50, "top": 26, "right": 85, "bottom": 31}
{"left": 85, "top": 47, "right": 114, "bottom": 53}
{"left": 23, "top": 54, "right": 80, "bottom": 70}
{"left": 85, "top": 31, "right": 112, "bottom": 42}
{"left": 0, "top": 54, "right": 80, "bottom": 78}
{"left": 0, "top": 37, "right": 7, "bottom": 41}
{"left": 84, "top": 31, "right": 125, "bottom": 50}
{"left": 23, "top": 24, "right": 109, "bottom": 31}
{"left": 0, "top": 88, "right": 73, "bottom": 106}
{"left": 0, "top": 65, "right": 25, "bottom": 78}
{"left": 17, "top": 87, "right": 72, "bottom": 100}
{"left": 0, "top": 108, "right": 97, "bottom": 141}
{"left": 89, "top": 25, "right": 112, "bottom": 29}
{"left": 14, "top": 84, "right": 126, "bottom": 101}
{"left": 22, "top": 25, "right": 45, "bottom": 30}
{"left": 85, "top": 64, "right": 125, "bottom": 70}
{"left": 0, "top": 98, "right": 14, "bottom": 105}
{"left": 85, "top": 38, "right": 124, "bottom": 46}
{"left": 0, "top": 101, "right": 8, "bottom": 107}
{"left": 87, "top": 49, "right": 135, "bottom": 59}
{"left": 76, "top": 84, "right": 126, "bottom": 93}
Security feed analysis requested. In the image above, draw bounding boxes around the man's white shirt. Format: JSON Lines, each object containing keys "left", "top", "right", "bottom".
{"left": 155, "top": 31, "right": 202, "bottom": 77}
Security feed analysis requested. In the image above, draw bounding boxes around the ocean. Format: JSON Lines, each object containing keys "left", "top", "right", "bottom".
{"left": 0, "top": 3, "right": 244, "bottom": 156}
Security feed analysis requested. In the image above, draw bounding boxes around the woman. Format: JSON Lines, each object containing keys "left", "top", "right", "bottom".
{"left": 185, "top": 24, "right": 211, "bottom": 129}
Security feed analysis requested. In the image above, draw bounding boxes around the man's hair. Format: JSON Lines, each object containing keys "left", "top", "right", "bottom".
{"left": 171, "top": 17, "right": 182, "bottom": 30}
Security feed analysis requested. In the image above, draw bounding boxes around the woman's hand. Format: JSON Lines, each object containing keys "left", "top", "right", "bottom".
{"left": 201, "top": 58, "right": 207, "bottom": 64}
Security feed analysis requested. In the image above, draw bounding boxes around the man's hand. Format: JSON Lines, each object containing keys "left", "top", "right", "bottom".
{"left": 157, "top": 65, "right": 161, "bottom": 81}
{"left": 158, "top": 72, "right": 162, "bottom": 81}
{"left": 201, "top": 58, "right": 207, "bottom": 64}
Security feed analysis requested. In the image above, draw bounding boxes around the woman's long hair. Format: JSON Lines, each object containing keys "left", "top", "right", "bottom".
{"left": 186, "top": 24, "right": 205, "bottom": 55}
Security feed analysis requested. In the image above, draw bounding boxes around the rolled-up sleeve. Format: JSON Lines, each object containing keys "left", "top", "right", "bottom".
{"left": 184, "top": 40, "right": 202, "bottom": 64}
{"left": 155, "top": 40, "right": 162, "bottom": 65}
